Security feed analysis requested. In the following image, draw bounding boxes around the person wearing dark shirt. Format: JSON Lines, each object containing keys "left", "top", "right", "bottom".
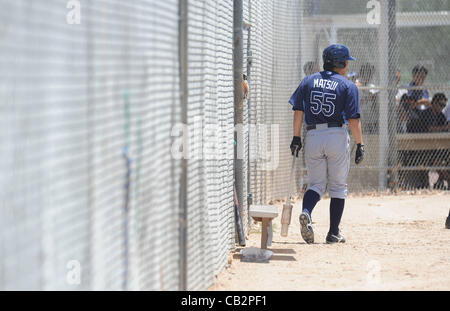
{"left": 406, "top": 93, "right": 448, "bottom": 133}
{"left": 419, "top": 93, "right": 449, "bottom": 133}
{"left": 406, "top": 105, "right": 424, "bottom": 133}
{"left": 407, "top": 65, "right": 430, "bottom": 111}
{"left": 357, "top": 63, "right": 378, "bottom": 134}
{"left": 425, "top": 93, "right": 450, "bottom": 190}
{"left": 402, "top": 93, "right": 449, "bottom": 189}
{"left": 427, "top": 93, "right": 449, "bottom": 132}
{"left": 397, "top": 94, "right": 415, "bottom": 133}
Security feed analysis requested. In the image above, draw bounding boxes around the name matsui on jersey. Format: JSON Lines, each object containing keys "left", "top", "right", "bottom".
{"left": 313, "top": 78, "right": 338, "bottom": 91}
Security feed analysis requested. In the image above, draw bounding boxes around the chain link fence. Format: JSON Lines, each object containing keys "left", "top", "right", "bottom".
{"left": 0, "top": 0, "right": 449, "bottom": 291}
{"left": 297, "top": 0, "right": 450, "bottom": 192}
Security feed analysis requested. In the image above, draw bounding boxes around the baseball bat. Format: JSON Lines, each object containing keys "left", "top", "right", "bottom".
{"left": 234, "top": 184, "right": 246, "bottom": 246}
{"left": 280, "top": 149, "right": 298, "bottom": 237}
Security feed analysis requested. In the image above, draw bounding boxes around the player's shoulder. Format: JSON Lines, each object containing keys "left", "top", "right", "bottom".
{"left": 324, "top": 72, "right": 357, "bottom": 94}
{"left": 301, "top": 71, "right": 357, "bottom": 90}
{"left": 318, "top": 71, "right": 352, "bottom": 84}
{"left": 301, "top": 72, "right": 320, "bottom": 84}
{"left": 330, "top": 72, "right": 354, "bottom": 87}
{"left": 301, "top": 72, "right": 325, "bottom": 87}
{"left": 336, "top": 74, "right": 358, "bottom": 92}
{"left": 345, "top": 79, "right": 358, "bottom": 91}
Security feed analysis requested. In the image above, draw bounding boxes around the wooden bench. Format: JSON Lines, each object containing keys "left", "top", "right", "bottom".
{"left": 249, "top": 205, "right": 278, "bottom": 250}
{"left": 397, "top": 133, "right": 450, "bottom": 151}
{"left": 346, "top": 133, "right": 450, "bottom": 189}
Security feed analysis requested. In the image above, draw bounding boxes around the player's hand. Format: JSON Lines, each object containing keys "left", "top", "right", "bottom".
{"left": 290, "top": 136, "right": 302, "bottom": 157}
{"left": 355, "top": 144, "right": 365, "bottom": 165}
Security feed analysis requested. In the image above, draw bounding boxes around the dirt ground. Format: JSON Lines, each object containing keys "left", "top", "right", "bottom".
{"left": 210, "top": 192, "right": 450, "bottom": 291}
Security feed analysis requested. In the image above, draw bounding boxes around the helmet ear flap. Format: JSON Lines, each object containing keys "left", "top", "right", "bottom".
{"left": 334, "top": 61, "right": 346, "bottom": 69}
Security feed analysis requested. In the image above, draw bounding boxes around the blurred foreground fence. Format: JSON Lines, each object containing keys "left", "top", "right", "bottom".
{"left": 0, "top": 0, "right": 449, "bottom": 290}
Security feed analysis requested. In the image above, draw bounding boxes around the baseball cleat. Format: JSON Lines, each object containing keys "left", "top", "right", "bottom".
{"left": 299, "top": 212, "right": 314, "bottom": 244}
{"left": 326, "top": 232, "right": 346, "bottom": 244}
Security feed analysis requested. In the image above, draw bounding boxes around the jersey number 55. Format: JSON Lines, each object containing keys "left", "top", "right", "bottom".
{"left": 310, "top": 91, "right": 336, "bottom": 117}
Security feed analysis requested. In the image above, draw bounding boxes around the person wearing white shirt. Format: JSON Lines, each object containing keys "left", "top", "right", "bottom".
{"left": 442, "top": 96, "right": 450, "bottom": 121}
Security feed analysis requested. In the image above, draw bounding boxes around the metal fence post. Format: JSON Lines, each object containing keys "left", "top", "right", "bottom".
{"left": 178, "top": 0, "right": 188, "bottom": 291}
{"left": 378, "top": 0, "right": 398, "bottom": 191}
{"left": 378, "top": 0, "right": 389, "bottom": 191}
{"left": 245, "top": 0, "right": 253, "bottom": 209}
{"left": 387, "top": 0, "right": 399, "bottom": 190}
{"left": 233, "top": 0, "right": 245, "bottom": 240}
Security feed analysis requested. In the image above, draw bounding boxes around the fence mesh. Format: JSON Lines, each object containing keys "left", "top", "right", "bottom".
{"left": 0, "top": 0, "right": 449, "bottom": 291}
{"left": 185, "top": 0, "right": 236, "bottom": 290}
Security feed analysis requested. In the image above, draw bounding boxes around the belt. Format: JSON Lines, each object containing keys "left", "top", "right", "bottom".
{"left": 306, "top": 122, "right": 344, "bottom": 131}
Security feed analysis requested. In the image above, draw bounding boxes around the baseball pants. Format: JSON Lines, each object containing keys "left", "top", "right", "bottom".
{"left": 304, "top": 126, "right": 350, "bottom": 199}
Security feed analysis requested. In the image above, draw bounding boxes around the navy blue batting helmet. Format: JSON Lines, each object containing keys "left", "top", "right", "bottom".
{"left": 323, "top": 44, "right": 356, "bottom": 69}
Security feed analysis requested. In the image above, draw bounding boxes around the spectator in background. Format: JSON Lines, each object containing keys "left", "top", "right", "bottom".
{"left": 303, "top": 61, "right": 319, "bottom": 76}
{"left": 355, "top": 63, "right": 376, "bottom": 88}
{"left": 397, "top": 94, "right": 415, "bottom": 133}
{"left": 404, "top": 94, "right": 422, "bottom": 133}
{"left": 407, "top": 65, "right": 430, "bottom": 111}
{"left": 442, "top": 95, "right": 450, "bottom": 122}
{"left": 423, "top": 93, "right": 450, "bottom": 190}
{"left": 407, "top": 93, "right": 449, "bottom": 133}
{"left": 395, "top": 69, "right": 407, "bottom": 104}
{"left": 346, "top": 71, "right": 357, "bottom": 83}
{"left": 424, "top": 93, "right": 449, "bottom": 132}
{"left": 357, "top": 63, "right": 379, "bottom": 134}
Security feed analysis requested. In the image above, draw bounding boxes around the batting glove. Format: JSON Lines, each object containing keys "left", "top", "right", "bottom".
{"left": 355, "top": 144, "right": 365, "bottom": 165}
{"left": 290, "top": 136, "right": 302, "bottom": 157}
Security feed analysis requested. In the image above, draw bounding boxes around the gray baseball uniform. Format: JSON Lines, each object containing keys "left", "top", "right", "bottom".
{"left": 289, "top": 44, "right": 361, "bottom": 244}
{"left": 304, "top": 124, "right": 350, "bottom": 199}
{"left": 290, "top": 70, "right": 360, "bottom": 199}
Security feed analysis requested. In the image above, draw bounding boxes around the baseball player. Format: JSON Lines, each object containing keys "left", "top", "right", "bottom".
{"left": 289, "top": 44, "right": 365, "bottom": 244}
